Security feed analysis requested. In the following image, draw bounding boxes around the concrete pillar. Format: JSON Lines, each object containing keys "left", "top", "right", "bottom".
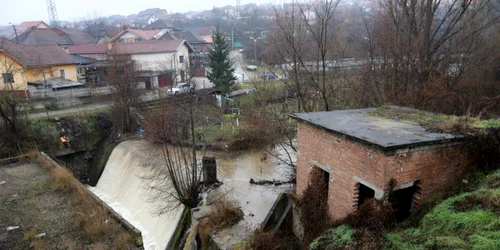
{"left": 202, "top": 157, "right": 217, "bottom": 185}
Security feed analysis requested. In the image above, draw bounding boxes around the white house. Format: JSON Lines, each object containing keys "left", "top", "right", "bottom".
{"left": 110, "top": 40, "right": 193, "bottom": 88}
{"left": 147, "top": 15, "right": 159, "bottom": 25}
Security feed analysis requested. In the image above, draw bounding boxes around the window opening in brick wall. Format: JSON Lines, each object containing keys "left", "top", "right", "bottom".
{"left": 357, "top": 183, "right": 375, "bottom": 208}
{"left": 390, "top": 181, "right": 421, "bottom": 221}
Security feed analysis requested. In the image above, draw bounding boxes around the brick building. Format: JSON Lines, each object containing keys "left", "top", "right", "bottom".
{"left": 291, "top": 106, "right": 471, "bottom": 220}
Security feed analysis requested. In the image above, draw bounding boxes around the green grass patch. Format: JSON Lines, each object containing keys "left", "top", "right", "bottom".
{"left": 31, "top": 181, "right": 50, "bottom": 191}
{"left": 368, "top": 106, "right": 500, "bottom": 133}
{"left": 472, "top": 119, "right": 500, "bottom": 128}
{"left": 384, "top": 171, "right": 500, "bottom": 250}
{"left": 310, "top": 225, "right": 356, "bottom": 250}
{"left": 195, "top": 123, "right": 241, "bottom": 142}
{"left": 30, "top": 106, "right": 110, "bottom": 120}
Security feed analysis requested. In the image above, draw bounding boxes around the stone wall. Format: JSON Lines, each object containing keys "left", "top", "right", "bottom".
{"left": 296, "top": 122, "right": 471, "bottom": 220}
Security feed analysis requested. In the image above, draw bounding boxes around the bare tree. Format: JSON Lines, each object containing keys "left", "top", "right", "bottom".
{"left": 362, "top": 0, "right": 500, "bottom": 114}
{"left": 244, "top": 81, "right": 298, "bottom": 174}
{"left": 107, "top": 50, "right": 140, "bottom": 133}
{"left": 270, "top": 0, "right": 346, "bottom": 112}
{"left": 77, "top": 12, "right": 109, "bottom": 39}
{"left": 143, "top": 94, "right": 213, "bottom": 211}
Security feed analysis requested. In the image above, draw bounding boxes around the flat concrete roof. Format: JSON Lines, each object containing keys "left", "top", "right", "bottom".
{"left": 291, "top": 106, "right": 463, "bottom": 154}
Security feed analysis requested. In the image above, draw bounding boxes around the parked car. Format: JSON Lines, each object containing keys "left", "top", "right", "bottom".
{"left": 239, "top": 48, "right": 245, "bottom": 53}
{"left": 246, "top": 65, "right": 258, "bottom": 71}
{"left": 167, "top": 83, "right": 194, "bottom": 95}
{"left": 260, "top": 71, "right": 278, "bottom": 80}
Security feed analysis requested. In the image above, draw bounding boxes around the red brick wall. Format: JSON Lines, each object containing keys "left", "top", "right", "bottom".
{"left": 296, "top": 122, "right": 471, "bottom": 220}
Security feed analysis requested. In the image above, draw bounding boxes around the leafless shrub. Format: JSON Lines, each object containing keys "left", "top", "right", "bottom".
{"left": 198, "top": 200, "right": 244, "bottom": 248}
{"left": 295, "top": 170, "right": 332, "bottom": 246}
{"left": 245, "top": 229, "right": 300, "bottom": 250}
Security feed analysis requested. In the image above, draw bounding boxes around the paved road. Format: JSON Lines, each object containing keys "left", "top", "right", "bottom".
{"left": 28, "top": 103, "right": 110, "bottom": 119}
{"left": 231, "top": 50, "right": 252, "bottom": 83}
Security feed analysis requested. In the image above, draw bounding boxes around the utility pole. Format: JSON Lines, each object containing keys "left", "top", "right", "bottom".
{"left": 254, "top": 39, "right": 257, "bottom": 63}
{"left": 9, "top": 23, "right": 18, "bottom": 42}
{"left": 231, "top": 21, "right": 235, "bottom": 49}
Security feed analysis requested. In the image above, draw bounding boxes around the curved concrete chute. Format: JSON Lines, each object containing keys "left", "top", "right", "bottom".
{"left": 88, "top": 140, "right": 184, "bottom": 250}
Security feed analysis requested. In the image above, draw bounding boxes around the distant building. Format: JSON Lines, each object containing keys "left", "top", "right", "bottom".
{"left": 66, "top": 44, "right": 108, "bottom": 61}
{"left": 135, "top": 8, "right": 170, "bottom": 27}
{"left": 0, "top": 38, "right": 79, "bottom": 97}
{"left": 1, "top": 21, "right": 50, "bottom": 40}
{"left": 144, "top": 20, "right": 175, "bottom": 31}
{"left": 15, "top": 27, "right": 96, "bottom": 46}
{"left": 16, "top": 21, "right": 50, "bottom": 34}
{"left": 198, "top": 26, "right": 216, "bottom": 43}
{"left": 109, "top": 40, "right": 193, "bottom": 88}
{"left": 109, "top": 28, "right": 164, "bottom": 43}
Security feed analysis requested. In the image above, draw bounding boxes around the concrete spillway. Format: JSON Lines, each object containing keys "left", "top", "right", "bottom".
{"left": 88, "top": 141, "right": 184, "bottom": 250}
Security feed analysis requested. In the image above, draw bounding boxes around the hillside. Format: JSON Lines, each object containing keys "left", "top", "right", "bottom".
{"left": 310, "top": 170, "right": 500, "bottom": 250}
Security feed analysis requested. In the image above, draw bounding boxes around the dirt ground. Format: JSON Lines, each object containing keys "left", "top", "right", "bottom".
{"left": 0, "top": 161, "right": 139, "bottom": 249}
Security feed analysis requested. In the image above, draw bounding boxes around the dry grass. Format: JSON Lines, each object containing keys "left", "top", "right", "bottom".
{"left": 26, "top": 150, "right": 140, "bottom": 248}
{"left": 427, "top": 118, "right": 468, "bottom": 132}
{"left": 30, "top": 239, "right": 45, "bottom": 250}
{"left": 114, "top": 233, "right": 133, "bottom": 249}
{"left": 182, "top": 226, "right": 198, "bottom": 250}
{"left": 51, "top": 165, "right": 75, "bottom": 191}
{"left": 23, "top": 227, "right": 44, "bottom": 250}
{"left": 198, "top": 200, "right": 244, "bottom": 248}
{"left": 244, "top": 229, "right": 300, "bottom": 250}
{"left": 23, "top": 227, "right": 37, "bottom": 241}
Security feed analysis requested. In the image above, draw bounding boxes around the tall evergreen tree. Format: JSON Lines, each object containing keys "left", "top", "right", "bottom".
{"left": 207, "top": 28, "right": 236, "bottom": 96}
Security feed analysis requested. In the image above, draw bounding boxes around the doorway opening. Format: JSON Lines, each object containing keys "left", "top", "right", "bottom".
{"left": 390, "top": 181, "right": 420, "bottom": 221}
{"left": 310, "top": 166, "right": 330, "bottom": 201}
{"left": 357, "top": 183, "right": 375, "bottom": 208}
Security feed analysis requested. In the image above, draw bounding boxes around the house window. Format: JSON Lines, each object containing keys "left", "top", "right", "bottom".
{"left": 2, "top": 73, "right": 14, "bottom": 83}
{"left": 60, "top": 70, "right": 66, "bottom": 78}
{"left": 179, "top": 56, "right": 184, "bottom": 64}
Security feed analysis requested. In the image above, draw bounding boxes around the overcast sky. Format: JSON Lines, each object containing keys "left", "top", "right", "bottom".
{"left": 0, "top": 0, "right": 279, "bottom": 26}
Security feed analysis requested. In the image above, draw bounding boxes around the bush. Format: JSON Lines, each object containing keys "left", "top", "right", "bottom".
{"left": 198, "top": 200, "right": 244, "bottom": 248}
{"left": 44, "top": 100, "right": 59, "bottom": 111}
{"left": 51, "top": 166, "right": 75, "bottom": 191}
{"left": 244, "top": 229, "right": 300, "bottom": 250}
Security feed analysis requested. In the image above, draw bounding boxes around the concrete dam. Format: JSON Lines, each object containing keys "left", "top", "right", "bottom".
{"left": 88, "top": 139, "right": 295, "bottom": 249}
{"left": 88, "top": 140, "right": 184, "bottom": 250}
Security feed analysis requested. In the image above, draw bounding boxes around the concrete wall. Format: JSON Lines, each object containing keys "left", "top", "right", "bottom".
{"left": 296, "top": 122, "right": 471, "bottom": 220}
